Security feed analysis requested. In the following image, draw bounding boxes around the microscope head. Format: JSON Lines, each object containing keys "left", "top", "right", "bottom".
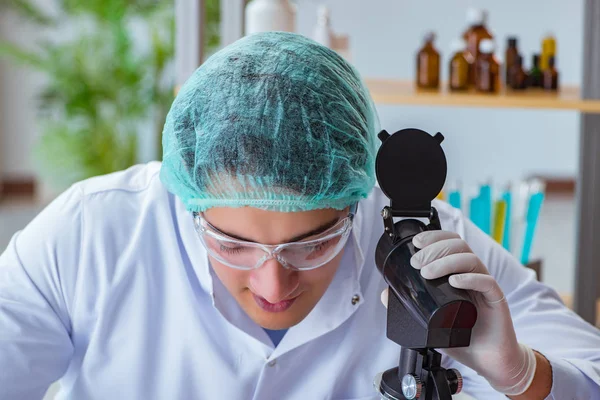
{"left": 375, "top": 128, "right": 477, "bottom": 350}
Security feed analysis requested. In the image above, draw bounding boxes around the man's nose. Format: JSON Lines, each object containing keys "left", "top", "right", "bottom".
{"left": 249, "top": 258, "right": 299, "bottom": 304}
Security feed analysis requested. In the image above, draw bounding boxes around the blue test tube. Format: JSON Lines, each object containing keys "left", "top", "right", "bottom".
{"left": 520, "top": 192, "right": 545, "bottom": 265}
{"left": 501, "top": 191, "right": 512, "bottom": 251}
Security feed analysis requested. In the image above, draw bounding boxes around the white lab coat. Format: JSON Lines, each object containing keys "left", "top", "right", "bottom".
{"left": 1, "top": 162, "right": 599, "bottom": 400}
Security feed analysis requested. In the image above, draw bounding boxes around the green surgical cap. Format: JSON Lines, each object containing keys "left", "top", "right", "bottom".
{"left": 160, "top": 31, "right": 379, "bottom": 212}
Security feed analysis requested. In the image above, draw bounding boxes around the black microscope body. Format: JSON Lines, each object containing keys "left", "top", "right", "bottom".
{"left": 374, "top": 129, "right": 478, "bottom": 400}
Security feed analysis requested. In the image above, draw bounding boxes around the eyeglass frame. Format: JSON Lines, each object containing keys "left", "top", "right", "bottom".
{"left": 191, "top": 203, "right": 357, "bottom": 271}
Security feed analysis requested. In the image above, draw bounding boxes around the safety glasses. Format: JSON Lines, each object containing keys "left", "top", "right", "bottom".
{"left": 192, "top": 209, "right": 355, "bottom": 271}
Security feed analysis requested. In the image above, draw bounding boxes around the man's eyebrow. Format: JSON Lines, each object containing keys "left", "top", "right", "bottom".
{"left": 208, "top": 216, "right": 341, "bottom": 243}
{"left": 287, "top": 217, "right": 341, "bottom": 242}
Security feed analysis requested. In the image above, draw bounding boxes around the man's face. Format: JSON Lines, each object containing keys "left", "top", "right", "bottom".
{"left": 202, "top": 206, "right": 348, "bottom": 330}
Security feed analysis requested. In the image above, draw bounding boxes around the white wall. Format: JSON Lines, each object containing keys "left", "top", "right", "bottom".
{"left": 1, "top": 0, "right": 584, "bottom": 185}
{"left": 296, "top": 0, "right": 583, "bottom": 185}
{"left": 294, "top": 0, "right": 584, "bottom": 294}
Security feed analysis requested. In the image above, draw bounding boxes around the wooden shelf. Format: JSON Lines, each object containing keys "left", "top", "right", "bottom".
{"left": 365, "top": 79, "right": 600, "bottom": 113}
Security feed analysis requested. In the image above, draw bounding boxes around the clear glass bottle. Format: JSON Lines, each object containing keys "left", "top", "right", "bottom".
{"left": 245, "top": 0, "right": 296, "bottom": 35}
{"left": 312, "top": 5, "right": 334, "bottom": 48}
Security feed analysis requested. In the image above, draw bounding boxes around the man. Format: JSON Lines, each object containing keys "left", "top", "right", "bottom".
{"left": 1, "top": 32, "right": 599, "bottom": 400}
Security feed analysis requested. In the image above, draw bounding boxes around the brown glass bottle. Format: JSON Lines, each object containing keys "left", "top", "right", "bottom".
{"left": 475, "top": 39, "right": 500, "bottom": 93}
{"left": 463, "top": 9, "right": 493, "bottom": 86}
{"left": 509, "top": 55, "right": 527, "bottom": 90}
{"left": 449, "top": 39, "right": 469, "bottom": 91}
{"left": 504, "top": 37, "right": 519, "bottom": 86}
{"left": 416, "top": 32, "right": 440, "bottom": 89}
{"left": 542, "top": 56, "right": 559, "bottom": 91}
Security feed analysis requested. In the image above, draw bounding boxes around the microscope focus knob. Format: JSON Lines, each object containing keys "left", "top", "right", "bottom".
{"left": 446, "top": 368, "right": 463, "bottom": 394}
{"left": 401, "top": 374, "right": 422, "bottom": 399}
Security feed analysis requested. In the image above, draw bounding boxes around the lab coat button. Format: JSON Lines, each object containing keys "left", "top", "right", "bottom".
{"left": 351, "top": 295, "right": 360, "bottom": 305}
{"left": 268, "top": 359, "right": 277, "bottom": 367}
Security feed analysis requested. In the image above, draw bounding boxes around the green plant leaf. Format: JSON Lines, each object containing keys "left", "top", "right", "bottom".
{"left": 1, "top": 0, "right": 192, "bottom": 189}
{"left": 0, "top": 40, "right": 46, "bottom": 69}
{"left": 0, "top": 0, "right": 56, "bottom": 25}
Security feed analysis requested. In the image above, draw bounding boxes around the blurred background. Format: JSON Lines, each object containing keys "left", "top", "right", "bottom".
{"left": 1, "top": 1, "right": 599, "bottom": 399}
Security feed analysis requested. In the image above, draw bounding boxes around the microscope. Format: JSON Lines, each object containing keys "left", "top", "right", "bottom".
{"left": 373, "top": 128, "right": 478, "bottom": 400}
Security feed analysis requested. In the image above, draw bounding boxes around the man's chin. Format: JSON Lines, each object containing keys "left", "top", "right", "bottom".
{"left": 250, "top": 307, "right": 306, "bottom": 330}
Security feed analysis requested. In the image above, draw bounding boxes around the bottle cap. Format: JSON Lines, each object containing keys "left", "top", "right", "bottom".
{"left": 424, "top": 31, "right": 436, "bottom": 43}
{"left": 533, "top": 54, "right": 540, "bottom": 65}
{"left": 483, "top": 10, "right": 489, "bottom": 24}
{"left": 479, "top": 39, "right": 495, "bottom": 53}
{"left": 450, "top": 38, "right": 466, "bottom": 53}
{"left": 466, "top": 8, "right": 485, "bottom": 25}
{"left": 507, "top": 37, "right": 518, "bottom": 47}
{"left": 317, "top": 5, "right": 330, "bottom": 22}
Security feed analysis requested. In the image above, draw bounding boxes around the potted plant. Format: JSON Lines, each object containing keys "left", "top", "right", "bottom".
{"left": 0, "top": 0, "right": 177, "bottom": 198}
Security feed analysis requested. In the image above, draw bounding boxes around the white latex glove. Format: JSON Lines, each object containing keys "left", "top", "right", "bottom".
{"left": 380, "top": 230, "right": 537, "bottom": 396}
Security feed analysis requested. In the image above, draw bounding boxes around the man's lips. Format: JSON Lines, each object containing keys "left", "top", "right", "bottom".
{"left": 251, "top": 293, "right": 299, "bottom": 313}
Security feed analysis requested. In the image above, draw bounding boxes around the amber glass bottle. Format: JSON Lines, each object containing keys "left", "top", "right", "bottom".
{"left": 509, "top": 55, "right": 527, "bottom": 90}
{"left": 449, "top": 39, "right": 469, "bottom": 91}
{"left": 416, "top": 32, "right": 440, "bottom": 89}
{"left": 475, "top": 39, "right": 500, "bottom": 93}
{"left": 463, "top": 8, "right": 493, "bottom": 85}
{"left": 504, "top": 37, "right": 519, "bottom": 86}
{"left": 542, "top": 56, "right": 559, "bottom": 91}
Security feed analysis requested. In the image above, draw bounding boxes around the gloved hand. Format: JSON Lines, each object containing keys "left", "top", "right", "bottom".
{"left": 380, "top": 230, "right": 537, "bottom": 396}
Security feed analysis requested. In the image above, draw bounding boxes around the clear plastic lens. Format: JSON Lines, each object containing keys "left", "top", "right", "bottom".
{"left": 195, "top": 215, "right": 352, "bottom": 270}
